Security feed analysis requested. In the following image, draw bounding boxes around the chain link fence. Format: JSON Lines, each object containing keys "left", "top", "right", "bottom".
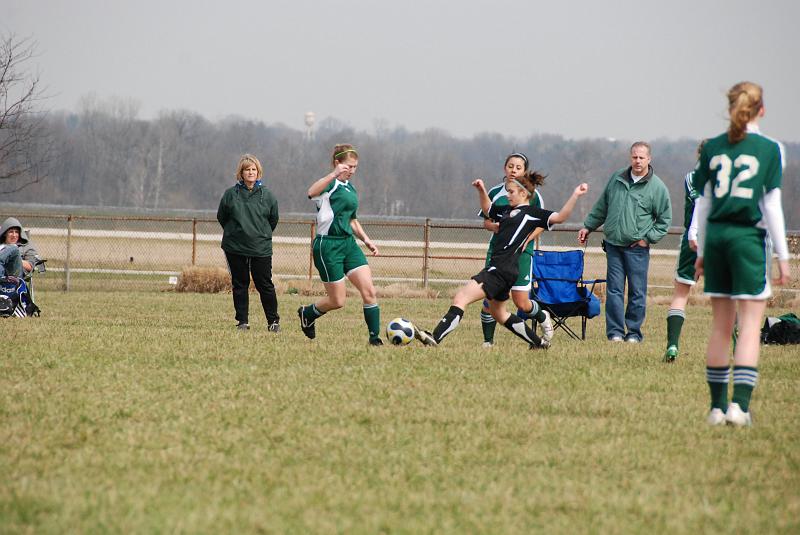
{"left": 2, "top": 211, "right": 798, "bottom": 297}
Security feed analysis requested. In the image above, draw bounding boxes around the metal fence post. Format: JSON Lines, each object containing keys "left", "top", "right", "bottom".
{"left": 65, "top": 215, "right": 72, "bottom": 291}
{"left": 423, "top": 218, "right": 430, "bottom": 288}
{"left": 308, "top": 221, "right": 316, "bottom": 281}
{"left": 191, "top": 218, "right": 197, "bottom": 266}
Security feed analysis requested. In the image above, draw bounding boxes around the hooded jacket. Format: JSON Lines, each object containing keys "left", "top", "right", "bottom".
{"left": 583, "top": 166, "right": 672, "bottom": 247}
{"left": 217, "top": 182, "right": 279, "bottom": 257}
{"left": 1, "top": 217, "right": 40, "bottom": 277}
{"left": 1, "top": 217, "right": 25, "bottom": 244}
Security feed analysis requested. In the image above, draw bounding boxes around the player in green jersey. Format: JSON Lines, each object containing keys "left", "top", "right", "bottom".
{"left": 694, "top": 82, "right": 791, "bottom": 427}
{"left": 297, "top": 144, "right": 384, "bottom": 346}
{"left": 478, "top": 153, "right": 554, "bottom": 348}
{"left": 663, "top": 140, "right": 706, "bottom": 362}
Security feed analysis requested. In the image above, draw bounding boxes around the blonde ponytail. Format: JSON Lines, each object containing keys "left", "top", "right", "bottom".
{"left": 727, "top": 82, "right": 763, "bottom": 144}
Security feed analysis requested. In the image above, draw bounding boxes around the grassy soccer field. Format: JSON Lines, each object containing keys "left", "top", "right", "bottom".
{"left": 1, "top": 292, "right": 799, "bottom": 534}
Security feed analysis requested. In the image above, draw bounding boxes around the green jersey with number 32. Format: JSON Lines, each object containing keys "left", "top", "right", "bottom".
{"left": 694, "top": 127, "right": 784, "bottom": 226}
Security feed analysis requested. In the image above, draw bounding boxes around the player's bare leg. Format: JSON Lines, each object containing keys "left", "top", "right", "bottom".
{"left": 419, "top": 281, "right": 486, "bottom": 346}
{"left": 297, "top": 280, "right": 346, "bottom": 340}
{"left": 512, "top": 289, "right": 553, "bottom": 342}
{"left": 489, "top": 299, "right": 547, "bottom": 349}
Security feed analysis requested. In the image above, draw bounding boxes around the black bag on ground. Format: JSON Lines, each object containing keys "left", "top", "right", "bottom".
{"left": 761, "top": 313, "right": 800, "bottom": 345}
{"left": 0, "top": 276, "right": 39, "bottom": 318}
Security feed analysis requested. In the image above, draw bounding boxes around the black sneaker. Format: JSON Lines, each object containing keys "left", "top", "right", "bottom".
{"left": 268, "top": 322, "right": 281, "bottom": 333}
{"left": 369, "top": 337, "right": 384, "bottom": 346}
{"left": 237, "top": 322, "right": 250, "bottom": 331}
{"left": 297, "top": 307, "right": 315, "bottom": 339}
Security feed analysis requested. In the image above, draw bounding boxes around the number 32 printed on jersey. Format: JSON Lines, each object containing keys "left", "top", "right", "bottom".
{"left": 710, "top": 154, "right": 758, "bottom": 199}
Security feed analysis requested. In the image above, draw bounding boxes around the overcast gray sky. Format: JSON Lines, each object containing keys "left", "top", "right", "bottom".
{"left": 5, "top": 0, "right": 799, "bottom": 141}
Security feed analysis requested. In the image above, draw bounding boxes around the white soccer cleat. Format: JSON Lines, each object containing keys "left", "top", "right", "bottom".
{"left": 530, "top": 338, "right": 550, "bottom": 350}
{"left": 609, "top": 335, "right": 624, "bottom": 342}
{"left": 481, "top": 341, "right": 494, "bottom": 349}
{"left": 725, "top": 402, "right": 753, "bottom": 427}
{"left": 411, "top": 325, "right": 438, "bottom": 346}
{"left": 540, "top": 310, "right": 554, "bottom": 342}
{"left": 706, "top": 408, "right": 726, "bottom": 426}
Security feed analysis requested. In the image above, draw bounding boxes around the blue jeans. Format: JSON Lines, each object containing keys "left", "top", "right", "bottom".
{"left": 0, "top": 245, "right": 22, "bottom": 278}
{"left": 604, "top": 242, "right": 650, "bottom": 341}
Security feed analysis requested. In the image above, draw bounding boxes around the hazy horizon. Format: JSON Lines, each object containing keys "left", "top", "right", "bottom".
{"left": 5, "top": 0, "right": 800, "bottom": 142}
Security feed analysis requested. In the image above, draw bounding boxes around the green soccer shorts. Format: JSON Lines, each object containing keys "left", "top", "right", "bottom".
{"left": 674, "top": 234, "right": 697, "bottom": 286}
{"left": 703, "top": 223, "right": 770, "bottom": 299}
{"left": 313, "top": 235, "right": 368, "bottom": 283}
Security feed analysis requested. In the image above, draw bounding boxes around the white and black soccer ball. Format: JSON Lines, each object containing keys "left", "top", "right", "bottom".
{"left": 386, "top": 317, "right": 415, "bottom": 345}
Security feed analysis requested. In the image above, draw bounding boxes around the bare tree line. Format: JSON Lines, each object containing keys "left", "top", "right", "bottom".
{"left": 0, "top": 34, "right": 54, "bottom": 194}
{"left": 1, "top": 31, "right": 797, "bottom": 226}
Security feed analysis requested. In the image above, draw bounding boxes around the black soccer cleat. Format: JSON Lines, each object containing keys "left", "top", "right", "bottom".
{"left": 369, "top": 337, "right": 384, "bottom": 346}
{"left": 297, "top": 307, "right": 316, "bottom": 339}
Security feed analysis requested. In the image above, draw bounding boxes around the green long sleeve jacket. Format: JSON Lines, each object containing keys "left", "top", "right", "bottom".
{"left": 583, "top": 166, "right": 672, "bottom": 247}
{"left": 217, "top": 182, "right": 279, "bottom": 257}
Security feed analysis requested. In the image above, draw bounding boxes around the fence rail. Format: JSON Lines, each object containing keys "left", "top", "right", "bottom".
{"left": 3, "top": 212, "right": 798, "bottom": 294}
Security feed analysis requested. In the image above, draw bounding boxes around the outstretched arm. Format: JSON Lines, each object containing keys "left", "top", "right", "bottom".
{"left": 550, "top": 183, "right": 589, "bottom": 225}
{"left": 472, "top": 179, "right": 491, "bottom": 216}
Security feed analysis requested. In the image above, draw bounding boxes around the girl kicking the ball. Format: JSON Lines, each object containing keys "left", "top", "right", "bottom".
{"left": 297, "top": 144, "right": 384, "bottom": 346}
{"left": 416, "top": 174, "right": 588, "bottom": 348}
{"left": 478, "top": 152, "right": 553, "bottom": 348}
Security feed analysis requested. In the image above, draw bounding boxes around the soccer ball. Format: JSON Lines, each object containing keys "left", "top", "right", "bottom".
{"left": 386, "top": 317, "right": 415, "bottom": 345}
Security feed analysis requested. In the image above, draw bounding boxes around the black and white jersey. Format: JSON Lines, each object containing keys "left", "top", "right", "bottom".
{"left": 488, "top": 203, "right": 554, "bottom": 271}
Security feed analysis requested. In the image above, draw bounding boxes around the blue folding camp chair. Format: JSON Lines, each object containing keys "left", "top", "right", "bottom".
{"left": 531, "top": 249, "right": 604, "bottom": 340}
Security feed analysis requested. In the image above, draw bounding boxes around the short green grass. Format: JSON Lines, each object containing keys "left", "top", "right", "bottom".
{"left": 1, "top": 292, "right": 798, "bottom": 534}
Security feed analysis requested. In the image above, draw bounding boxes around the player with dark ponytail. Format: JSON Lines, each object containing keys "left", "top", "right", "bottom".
{"left": 415, "top": 176, "right": 588, "bottom": 348}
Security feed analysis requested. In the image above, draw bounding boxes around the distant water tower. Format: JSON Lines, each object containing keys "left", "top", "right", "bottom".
{"left": 304, "top": 111, "right": 316, "bottom": 141}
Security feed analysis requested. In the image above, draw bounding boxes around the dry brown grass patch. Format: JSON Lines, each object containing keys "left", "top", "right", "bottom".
{"left": 378, "top": 283, "right": 440, "bottom": 299}
{"left": 590, "top": 283, "right": 606, "bottom": 303}
{"left": 175, "top": 266, "right": 230, "bottom": 293}
{"left": 767, "top": 289, "right": 800, "bottom": 309}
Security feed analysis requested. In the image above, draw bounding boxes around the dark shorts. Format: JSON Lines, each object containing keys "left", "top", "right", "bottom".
{"left": 472, "top": 266, "right": 515, "bottom": 302}
{"left": 485, "top": 243, "right": 534, "bottom": 290}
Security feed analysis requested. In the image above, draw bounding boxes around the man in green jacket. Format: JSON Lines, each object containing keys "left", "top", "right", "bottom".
{"left": 578, "top": 142, "right": 671, "bottom": 342}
